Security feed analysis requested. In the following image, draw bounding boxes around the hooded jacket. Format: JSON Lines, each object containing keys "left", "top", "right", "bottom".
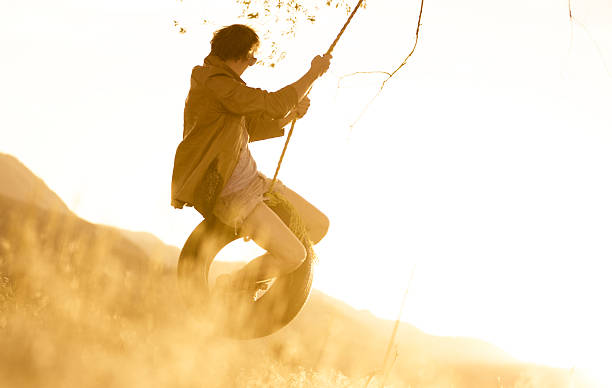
{"left": 171, "top": 55, "right": 298, "bottom": 217}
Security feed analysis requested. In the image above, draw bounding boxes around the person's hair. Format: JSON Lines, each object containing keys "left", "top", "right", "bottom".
{"left": 210, "top": 24, "right": 259, "bottom": 61}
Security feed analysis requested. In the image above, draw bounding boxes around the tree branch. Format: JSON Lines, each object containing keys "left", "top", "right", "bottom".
{"left": 567, "top": 0, "right": 611, "bottom": 79}
{"left": 341, "top": 0, "right": 425, "bottom": 128}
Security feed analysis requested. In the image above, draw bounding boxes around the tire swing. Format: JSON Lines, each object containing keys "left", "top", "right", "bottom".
{"left": 177, "top": 0, "right": 364, "bottom": 339}
{"left": 177, "top": 192, "right": 315, "bottom": 339}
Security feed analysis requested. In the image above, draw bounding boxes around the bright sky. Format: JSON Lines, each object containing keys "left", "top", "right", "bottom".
{"left": 2, "top": 0, "right": 611, "bottom": 384}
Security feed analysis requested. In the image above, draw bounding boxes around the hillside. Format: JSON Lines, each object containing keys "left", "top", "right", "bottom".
{"left": 0, "top": 153, "right": 70, "bottom": 214}
{"left": 118, "top": 228, "right": 180, "bottom": 268}
{"left": 0, "top": 153, "right": 179, "bottom": 268}
{"left": 0, "top": 153, "right": 594, "bottom": 387}
{"left": 0, "top": 193, "right": 153, "bottom": 275}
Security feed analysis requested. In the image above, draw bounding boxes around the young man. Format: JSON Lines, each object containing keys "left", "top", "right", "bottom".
{"left": 171, "top": 24, "right": 331, "bottom": 289}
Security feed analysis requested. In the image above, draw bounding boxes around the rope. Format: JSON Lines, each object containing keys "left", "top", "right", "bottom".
{"left": 269, "top": 0, "right": 366, "bottom": 191}
{"left": 325, "top": 0, "right": 366, "bottom": 56}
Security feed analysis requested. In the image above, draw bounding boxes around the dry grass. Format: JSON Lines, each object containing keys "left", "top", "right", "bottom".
{"left": 0, "top": 199, "right": 598, "bottom": 388}
{"left": 0, "top": 201, "right": 370, "bottom": 388}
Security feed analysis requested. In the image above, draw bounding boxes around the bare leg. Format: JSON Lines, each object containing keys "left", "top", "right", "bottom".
{"left": 231, "top": 201, "right": 306, "bottom": 284}
{"left": 272, "top": 184, "right": 330, "bottom": 244}
{"left": 232, "top": 253, "right": 280, "bottom": 283}
{"left": 216, "top": 182, "right": 328, "bottom": 289}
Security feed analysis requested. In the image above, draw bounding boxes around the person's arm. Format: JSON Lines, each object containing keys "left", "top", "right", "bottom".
{"left": 206, "top": 76, "right": 297, "bottom": 119}
{"left": 288, "top": 54, "right": 332, "bottom": 101}
{"left": 245, "top": 113, "right": 286, "bottom": 142}
{"left": 245, "top": 101, "right": 304, "bottom": 142}
{"left": 277, "top": 96, "right": 310, "bottom": 127}
{"left": 278, "top": 111, "right": 299, "bottom": 128}
{"left": 206, "top": 54, "right": 332, "bottom": 119}
{"left": 245, "top": 108, "right": 301, "bottom": 142}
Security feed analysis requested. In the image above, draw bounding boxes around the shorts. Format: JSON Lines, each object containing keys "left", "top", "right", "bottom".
{"left": 212, "top": 172, "right": 286, "bottom": 231}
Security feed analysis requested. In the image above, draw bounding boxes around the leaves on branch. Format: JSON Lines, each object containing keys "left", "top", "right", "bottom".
{"left": 234, "top": 0, "right": 356, "bottom": 67}
{"left": 173, "top": 20, "right": 186, "bottom": 34}
{"left": 174, "top": 0, "right": 366, "bottom": 67}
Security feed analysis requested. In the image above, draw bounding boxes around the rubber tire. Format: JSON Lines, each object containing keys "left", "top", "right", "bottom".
{"left": 177, "top": 199, "right": 314, "bottom": 339}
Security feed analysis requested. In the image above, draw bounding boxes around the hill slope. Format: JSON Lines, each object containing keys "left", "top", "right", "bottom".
{"left": 118, "top": 228, "right": 180, "bottom": 268}
{"left": 0, "top": 153, "right": 594, "bottom": 387}
{"left": 0, "top": 153, "right": 70, "bottom": 214}
{"left": 0, "top": 193, "right": 152, "bottom": 274}
{"left": 0, "top": 153, "right": 179, "bottom": 267}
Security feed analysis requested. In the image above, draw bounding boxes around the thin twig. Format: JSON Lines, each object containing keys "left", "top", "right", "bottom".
{"left": 380, "top": 346, "right": 399, "bottom": 388}
{"left": 363, "top": 370, "right": 379, "bottom": 388}
{"left": 567, "top": 0, "right": 575, "bottom": 60}
{"left": 270, "top": 0, "right": 366, "bottom": 188}
{"left": 382, "top": 0, "right": 425, "bottom": 87}
{"left": 341, "top": 0, "right": 425, "bottom": 128}
{"left": 567, "top": 0, "right": 612, "bottom": 79}
{"left": 337, "top": 71, "right": 392, "bottom": 89}
{"left": 379, "top": 265, "right": 416, "bottom": 388}
{"left": 361, "top": 266, "right": 416, "bottom": 388}
{"left": 572, "top": 18, "right": 612, "bottom": 78}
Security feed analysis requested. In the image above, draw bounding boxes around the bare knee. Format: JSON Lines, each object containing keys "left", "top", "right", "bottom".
{"left": 310, "top": 213, "right": 330, "bottom": 245}
{"left": 277, "top": 242, "right": 307, "bottom": 274}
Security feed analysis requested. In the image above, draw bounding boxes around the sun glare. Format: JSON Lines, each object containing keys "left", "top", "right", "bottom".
{"left": 2, "top": 0, "right": 612, "bottom": 386}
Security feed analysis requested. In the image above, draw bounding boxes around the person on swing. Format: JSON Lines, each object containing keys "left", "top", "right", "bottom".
{"left": 171, "top": 24, "right": 331, "bottom": 292}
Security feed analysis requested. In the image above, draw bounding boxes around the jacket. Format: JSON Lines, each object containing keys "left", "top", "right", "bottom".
{"left": 171, "top": 55, "right": 298, "bottom": 217}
